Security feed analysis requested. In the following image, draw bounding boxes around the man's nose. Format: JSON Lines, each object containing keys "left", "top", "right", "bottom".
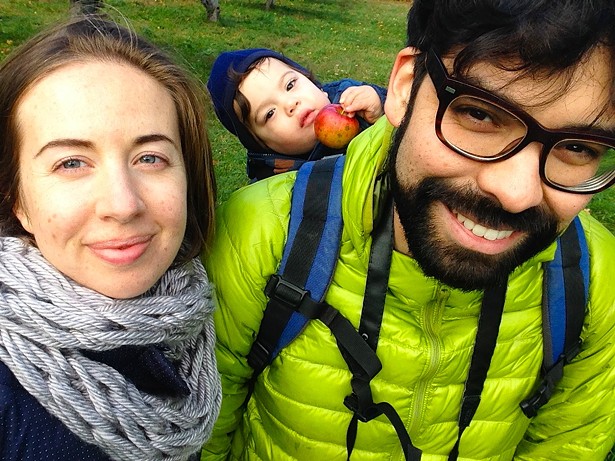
{"left": 475, "top": 142, "right": 545, "bottom": 213}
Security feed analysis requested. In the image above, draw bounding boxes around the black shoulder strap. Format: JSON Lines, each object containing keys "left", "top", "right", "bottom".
{"left": 345, "top": 195, "right": 422, "bottom": 461}
{"left": 447, "top": 280, "right": 508, "bottom": 460}
{"left": 248, "top": 162, "right": 421, "bottom": 460}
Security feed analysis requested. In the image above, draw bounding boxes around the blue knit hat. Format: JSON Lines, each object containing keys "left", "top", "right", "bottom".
{"left": 207, "top": 48, "right": 313, "bottom": 153}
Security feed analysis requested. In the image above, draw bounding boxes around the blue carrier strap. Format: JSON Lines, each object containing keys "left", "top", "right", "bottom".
{"left": 246, "top": 154, "right": 394, "bottom": 457}
{"left": 247, "top": 155, "right": 346, "bottom": 376}
{"left": 520, "top": 216, "right": 589, "bottom": 418}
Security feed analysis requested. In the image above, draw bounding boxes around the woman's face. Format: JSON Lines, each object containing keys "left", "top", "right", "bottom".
{"left": 14, "top": 60, "right": 187, "bottom": 299}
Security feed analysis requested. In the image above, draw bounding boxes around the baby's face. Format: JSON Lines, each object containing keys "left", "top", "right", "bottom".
{"left": 237, "top": 57, "right": 331, "bottom": 155}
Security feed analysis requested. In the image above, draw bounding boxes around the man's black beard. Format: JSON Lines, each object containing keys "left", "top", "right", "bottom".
{"left": 389, "top": 148, "right": 559, "bottom": 293}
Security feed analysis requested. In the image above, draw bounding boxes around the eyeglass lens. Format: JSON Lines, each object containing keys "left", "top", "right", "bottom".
{"left": 440, "top": 95, "right": 615, "bottom": 190}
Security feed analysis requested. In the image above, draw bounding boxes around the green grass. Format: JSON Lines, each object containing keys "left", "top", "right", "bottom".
{"left": 1, "top": 0, "right": 613, "bottom": 236}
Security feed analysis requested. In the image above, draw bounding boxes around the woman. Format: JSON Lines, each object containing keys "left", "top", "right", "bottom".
{"left": 0, "top": 14, "right": 220, "bottom": 461}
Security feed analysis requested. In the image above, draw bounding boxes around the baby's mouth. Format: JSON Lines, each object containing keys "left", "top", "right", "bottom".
{"left": 301, "top": 109, "right": 316, "bottom": 128}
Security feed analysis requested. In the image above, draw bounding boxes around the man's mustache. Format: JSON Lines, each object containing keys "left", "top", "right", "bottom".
{"left": 416, "top": 178, "right": 556, "bottom": 233}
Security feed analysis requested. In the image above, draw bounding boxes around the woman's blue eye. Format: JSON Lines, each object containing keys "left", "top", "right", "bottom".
{"left": 140, "top": 154, "right": 159, "bottom": 164}
{"left": 61, "top": 158, "right": 84, "bottom": 169}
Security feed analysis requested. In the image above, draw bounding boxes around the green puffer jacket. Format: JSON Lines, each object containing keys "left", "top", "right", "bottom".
{"left": 202, "top": 117, "right": 615, "bottom": 461}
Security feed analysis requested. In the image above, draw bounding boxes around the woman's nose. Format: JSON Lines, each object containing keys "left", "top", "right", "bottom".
{"left": 95, "top": 167, "right": 145, "bottom": 223}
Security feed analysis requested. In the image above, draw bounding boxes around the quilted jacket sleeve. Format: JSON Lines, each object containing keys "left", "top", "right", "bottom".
{"left": 514, "top": 214, "right": 615, "bottom": 460}
{"left": 201, "top": 175, "right": 295, "bottom": 461}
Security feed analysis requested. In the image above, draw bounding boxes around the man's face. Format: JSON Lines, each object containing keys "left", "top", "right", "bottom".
{"left": 385, "top": 47, "right": 614, "bottom": 291}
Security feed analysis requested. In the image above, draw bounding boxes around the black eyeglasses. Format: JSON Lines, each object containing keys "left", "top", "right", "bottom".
{"left": 426, "top": 49, "right": 615, "bottom": 194}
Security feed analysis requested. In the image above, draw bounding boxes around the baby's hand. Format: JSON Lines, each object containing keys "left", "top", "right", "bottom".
{"left": 339, "top": 85, "right": 384, "bottom": 124}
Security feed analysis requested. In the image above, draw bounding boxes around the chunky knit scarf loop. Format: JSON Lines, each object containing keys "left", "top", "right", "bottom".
{"left": 0, "top": 237, "right": 221, "bottom": 460}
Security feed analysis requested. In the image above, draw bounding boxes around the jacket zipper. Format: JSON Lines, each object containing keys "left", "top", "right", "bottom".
{"left": 408, "top": 286, "right": 449, "bottom": 435}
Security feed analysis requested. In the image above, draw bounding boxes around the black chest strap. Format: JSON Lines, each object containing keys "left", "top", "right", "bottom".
{"left": 347, "top": 197, "right": 507, "bottom": 461}
{"left": 448, "top": 280, "right": 507, "bottom": 460}
{"left": 344, "top": 194, "right": 422, "bottom": 461}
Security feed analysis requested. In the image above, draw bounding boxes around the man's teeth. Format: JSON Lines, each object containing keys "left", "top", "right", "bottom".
{"left": 456, "top": 212, "right": 514, "bottom": 241}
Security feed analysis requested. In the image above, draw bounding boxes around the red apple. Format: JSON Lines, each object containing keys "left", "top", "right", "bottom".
{"left": 314, "top": 103, "right": 360, "bottom": 149}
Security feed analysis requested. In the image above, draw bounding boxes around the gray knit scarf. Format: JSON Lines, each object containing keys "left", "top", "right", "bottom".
{"left": 0, "top": 236, "right": 221, "bottom": 460}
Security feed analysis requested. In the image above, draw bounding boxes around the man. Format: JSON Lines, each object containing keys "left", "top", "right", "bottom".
{"left": 202, "top": 1, "right": 615, "bottom": 459}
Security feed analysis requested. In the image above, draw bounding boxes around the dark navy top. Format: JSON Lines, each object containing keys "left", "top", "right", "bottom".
{"left": 0, "top": 345, "right": 200, "bottom": 460}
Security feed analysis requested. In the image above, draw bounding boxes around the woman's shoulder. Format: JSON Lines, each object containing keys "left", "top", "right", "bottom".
{"left": 0, "top": 360, "right": 110, "bottom": 461}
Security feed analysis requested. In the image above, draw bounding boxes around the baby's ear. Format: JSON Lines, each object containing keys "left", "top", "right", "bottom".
{"left": 385, "top": 47, "right": 420, "bottom": 127}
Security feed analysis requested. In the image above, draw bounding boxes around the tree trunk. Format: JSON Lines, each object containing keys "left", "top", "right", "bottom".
{"left": 201, "top": 0, "right": 220, "bottom": 22}
{"left": 265, "top": 0, "right": 275, "bottom": 10}
{"left": 70, "top": 0, "right": 102, "bottom": 15}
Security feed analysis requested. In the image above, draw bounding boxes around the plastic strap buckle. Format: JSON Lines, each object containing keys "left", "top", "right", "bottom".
{"left": 264, "top": 274, "right": 308, "bottom": 310}
{"left": 520, "top": 380, "right": 554, "bottom": 418}
{"left": 343, "top": 393, "right": 381, "bottom": 423}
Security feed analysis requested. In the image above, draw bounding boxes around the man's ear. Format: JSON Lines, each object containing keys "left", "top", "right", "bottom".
{"left": 384, "top": 47, "right": 420, "bottom": 127}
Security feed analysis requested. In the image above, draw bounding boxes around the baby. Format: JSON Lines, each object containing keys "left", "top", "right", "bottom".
{"left": 207, "top": 48, "right": 387, "bottom": 180}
